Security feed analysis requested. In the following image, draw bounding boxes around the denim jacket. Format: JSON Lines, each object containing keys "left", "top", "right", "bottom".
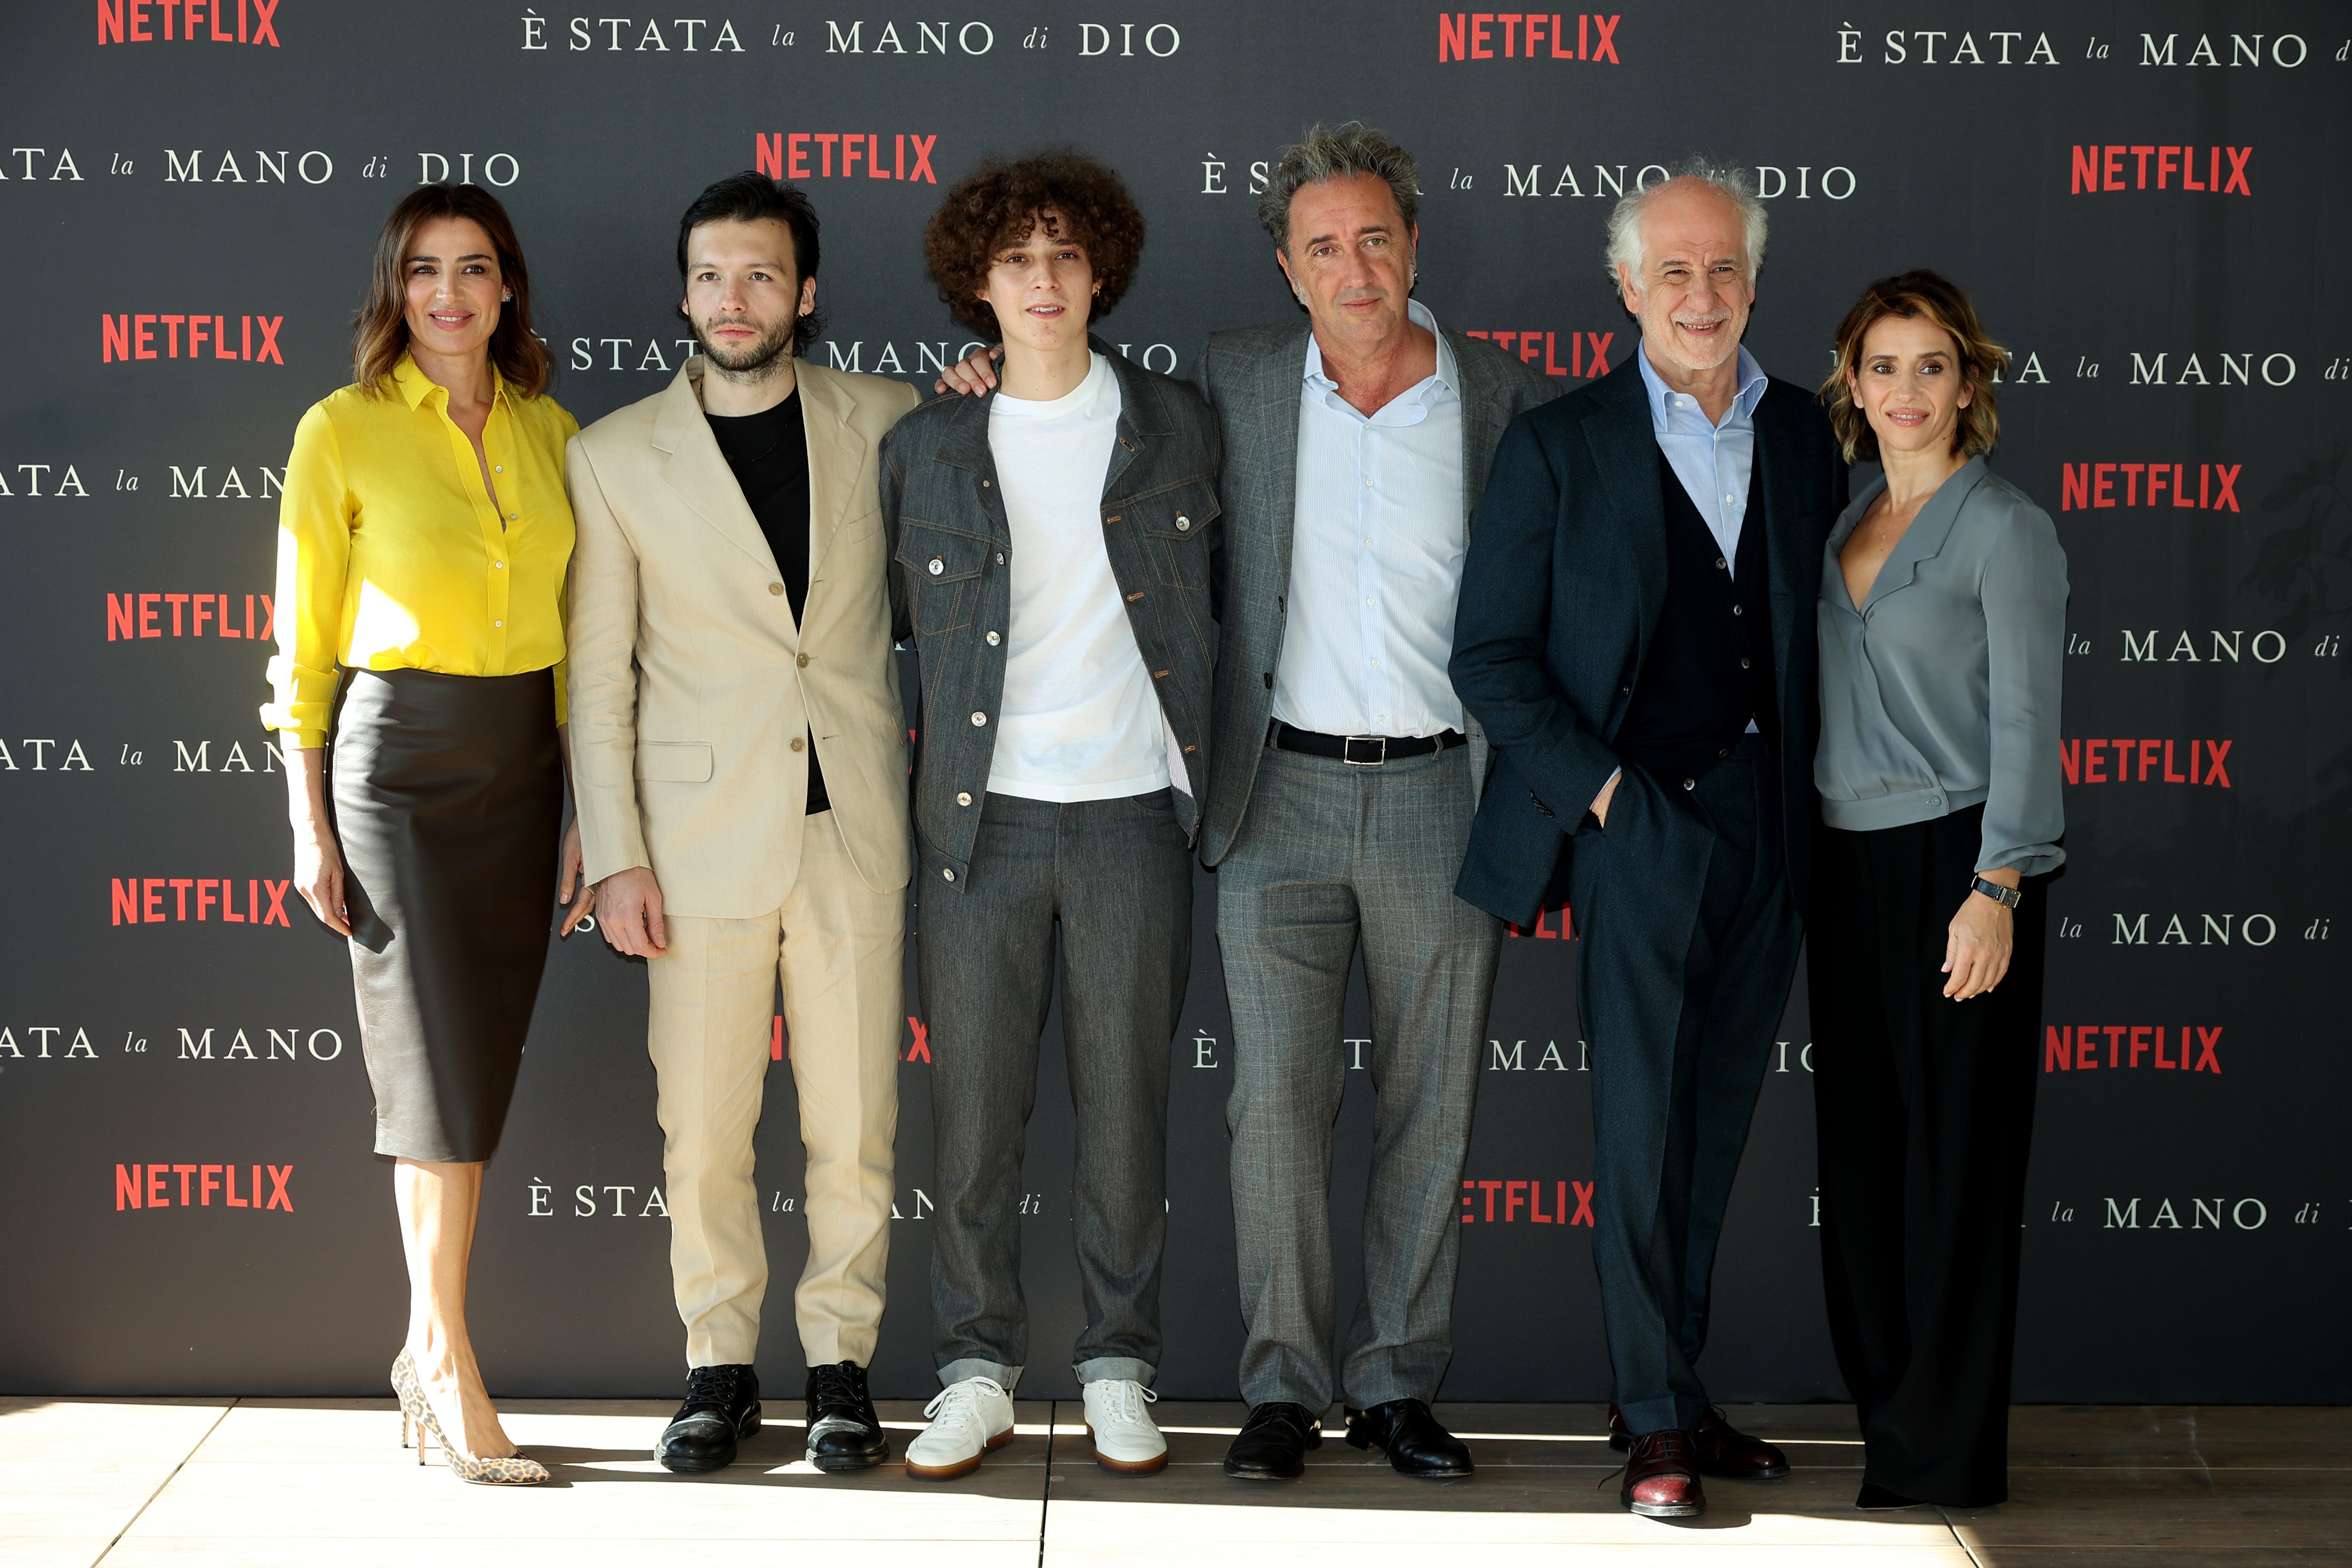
{"left": 880, "top": 340, "right": 1223, "bottom": 892}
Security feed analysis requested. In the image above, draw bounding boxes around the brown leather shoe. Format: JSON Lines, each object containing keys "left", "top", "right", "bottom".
{"left": 1608, "top": 1404, "right": 1788, "bottom": 1479}
{"left": 1620, "top": 1429, "right": 1705, "bottom": 1518}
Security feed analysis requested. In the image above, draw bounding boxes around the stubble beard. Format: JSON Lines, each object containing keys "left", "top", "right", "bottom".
{"left": 697, "top": 314, "right": 798, "bottom": 379}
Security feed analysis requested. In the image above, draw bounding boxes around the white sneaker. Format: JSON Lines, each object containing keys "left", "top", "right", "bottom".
{"left": 903, "top": 1376, "right": 1015, "bottom": 1480}
{"left": 1082, "top": 1379, "right": 1167, "bottom": 1474}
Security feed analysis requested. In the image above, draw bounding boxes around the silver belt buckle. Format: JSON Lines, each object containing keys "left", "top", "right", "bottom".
{"left": 1342, "top": 735, "right": 1388, "bottom": 766}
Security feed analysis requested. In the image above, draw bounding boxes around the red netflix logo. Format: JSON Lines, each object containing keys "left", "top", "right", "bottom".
{"left": 111, "top": 878, "right": 292, "bottom": 926}
{"left": 2060, "top": 738, "right": 2231, "bottom": 787}
{"left": 1464, "top": 330, "right": 1613, "bottom": 379}
{"left": 1506, "top": 902, "right": 1575, "bottom": 939}
{"left": 2044, "top": 1025, "right": 2221, "bottom": 1074}
{"left": 101, "top": 314, "right": 283, "bottom": 364}
{"left": 1464, "top": 1178, "right": 1595, "bottom": 1224}
{"left": 96, "top": 0, "right": 281, "bottom": 45}
{"left": 755, "top": 133, "right": 938, "bottom": 184}
{"left": 2070, "top": 144, "right": 2250, "bottom": 195}
{"left": 107, "top": 592, "right": 273, "bottom": 641}
{"left": 116, "top": 1163, "right": 293, "bottom": 1210}
{"left": 2060, "top": 462, "right": 2240, "bottom": 512}
{"left": 1439, "top": 13, "right": 1620, "bottom": 62}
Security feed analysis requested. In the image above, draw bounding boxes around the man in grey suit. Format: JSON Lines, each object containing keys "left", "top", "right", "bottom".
{"left": 1200, "top": 124, "right": 1562, "bottom": 1481}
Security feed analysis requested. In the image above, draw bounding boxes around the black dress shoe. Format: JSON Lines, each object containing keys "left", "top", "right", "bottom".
{"left": 804, "top": 1361, "right": 889, "bottom": 1472}
{"left": 1222, "top": 1401, "right": 1323, "bottom": 1480}
{"left": 1856, "top": 1481, "right": 1930, "bottom": 1510}
{"left": 656, "top": 1363, "right": 760, "bottom": 1473}
{"left": 1344, "top": 1398, "right": 1473, "bottom": 1478}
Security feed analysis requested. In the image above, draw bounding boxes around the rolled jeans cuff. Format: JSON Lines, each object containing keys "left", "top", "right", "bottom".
{"left": 1075, "top": 1356, "right": 1157, "bottom": 1388}
{"left": 938, "top": 1357, "right": 1022, "bottom": 1393}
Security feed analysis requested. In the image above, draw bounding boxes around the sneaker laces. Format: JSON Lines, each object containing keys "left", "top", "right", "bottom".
{"left": 921, "top": 1376, "right": 1008, "bottom": 1437}
{"left": 1092, "top": 1380, "right": 1157, "bottom": 1426}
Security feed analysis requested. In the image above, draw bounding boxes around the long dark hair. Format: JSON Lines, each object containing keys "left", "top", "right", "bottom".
{"left": 353, "top": 184, "right": 551, "bottom": 397}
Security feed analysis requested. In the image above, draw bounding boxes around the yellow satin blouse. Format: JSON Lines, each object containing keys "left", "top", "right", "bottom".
{"left": 261, "top": 354, "right": 579, "bottom": 747}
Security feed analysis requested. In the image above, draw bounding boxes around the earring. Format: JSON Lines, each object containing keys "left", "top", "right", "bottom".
{"left": 502, "top": 292, "right": 512, "bottom": 301}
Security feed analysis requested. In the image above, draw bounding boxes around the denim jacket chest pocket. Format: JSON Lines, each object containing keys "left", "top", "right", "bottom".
{"left": 894, "top": 520, "right": 990, "bottom": 634}
{"left": 1122, "top": 477, "right": 1221, "bottom": 590}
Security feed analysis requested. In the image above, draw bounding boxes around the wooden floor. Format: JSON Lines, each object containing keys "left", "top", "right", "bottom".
{"left": 3, "top": 1398, "right": 2346, "bottom": 1566}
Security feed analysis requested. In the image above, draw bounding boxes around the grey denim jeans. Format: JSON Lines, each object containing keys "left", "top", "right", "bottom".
{"left": 920, "top": 788, "right": 1193, "bottom": 1391}
{"left": 1215, "top": 740, "right": 1501, "bottom": 1410}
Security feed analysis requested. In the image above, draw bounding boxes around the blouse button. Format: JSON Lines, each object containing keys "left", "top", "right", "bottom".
{"left": 928, "top": 558, "right": 944, "bottom": 576}
{"left": 770, "top": 582, "right": 785, "bottom": 596}
{"left": 493, "top": 620, "right": 503, "bottom": 628}
{"left": 508, "top": 512, "right": 518, "bottom": 521}
{"left": 494, "top": 465, "right": 504, "bottom": 472}
{"left": 494, "top": 561, "right": 504, "bottom": 568}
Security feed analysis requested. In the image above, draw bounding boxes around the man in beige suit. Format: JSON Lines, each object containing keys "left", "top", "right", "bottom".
{"left": 566, "top": 173, "right": 918, "bottom": 1476}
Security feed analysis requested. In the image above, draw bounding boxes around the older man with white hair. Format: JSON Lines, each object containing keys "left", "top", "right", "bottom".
{"left": 1450, "top": 165, "right": 1845, "bottom": 1520}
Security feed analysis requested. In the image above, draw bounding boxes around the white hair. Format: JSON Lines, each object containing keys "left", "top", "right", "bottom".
{"left": 1603, "top": 159, "right": 1768, "bottom": 291}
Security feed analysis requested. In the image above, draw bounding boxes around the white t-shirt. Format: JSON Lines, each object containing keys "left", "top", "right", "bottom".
{"left": 985, "top": 352, "right": 1172, "bottom": 802}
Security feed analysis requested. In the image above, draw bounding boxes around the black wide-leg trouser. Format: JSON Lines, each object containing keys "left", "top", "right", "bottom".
{"left": 1808, "top": 803, "right": 2045, "bottom": 1509}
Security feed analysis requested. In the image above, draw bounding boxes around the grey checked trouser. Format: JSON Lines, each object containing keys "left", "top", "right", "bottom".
{"left": 920, "top": 788, "right": 1193, "bottom": 1392}
{"left": 1215, "top": 740, "right": 1501, "bottom": 1411}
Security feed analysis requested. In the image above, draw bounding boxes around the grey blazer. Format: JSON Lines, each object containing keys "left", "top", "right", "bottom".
{"left": 1196, "top": 318, "right": 1564, "bottom": 866}
{"left": 1816, "top": 455, "right": 2068, "bottom": 875}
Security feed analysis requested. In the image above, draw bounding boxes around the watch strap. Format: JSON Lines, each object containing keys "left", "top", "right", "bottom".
{"left": 1969, "top": 875, "right": 2022, "bottom": 909}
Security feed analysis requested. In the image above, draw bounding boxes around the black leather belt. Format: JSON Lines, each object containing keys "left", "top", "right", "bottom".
{"left": 1270, "top": 721, "right": 1466, "bottom": 766}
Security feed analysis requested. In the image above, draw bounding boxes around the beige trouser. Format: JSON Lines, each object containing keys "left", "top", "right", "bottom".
{"left": 646, "top": 811, "right": 902, "bottom": 1368}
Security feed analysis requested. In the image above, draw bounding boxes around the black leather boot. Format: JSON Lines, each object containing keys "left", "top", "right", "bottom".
{"left": 656, "top": 1363, "right": 760, "bottom": 1473}
{"left": 805, "top": 1361, "right": 890, "bottom": 1472}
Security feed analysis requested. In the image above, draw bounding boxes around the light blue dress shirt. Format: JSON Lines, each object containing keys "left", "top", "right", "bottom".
{"left": 1635, "top": 343, "right": 1767, "bottom": 574}
{"left": 1274, "top": 298, "right": 1467, "bottom": 739}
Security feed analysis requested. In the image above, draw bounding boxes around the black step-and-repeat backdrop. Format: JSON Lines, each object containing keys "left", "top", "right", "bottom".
{"left": 2, "top": 2, "right": 2346, "bottom": 1407}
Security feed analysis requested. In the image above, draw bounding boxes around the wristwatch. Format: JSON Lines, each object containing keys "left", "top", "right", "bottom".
{"left": 1969, "top": 875, "right": 2022, "bottom": 909}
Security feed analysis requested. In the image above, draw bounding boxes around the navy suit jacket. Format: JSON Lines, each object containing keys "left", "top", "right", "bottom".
{"left": 1448, "top": 356, "right": 1846, "bottom": 928}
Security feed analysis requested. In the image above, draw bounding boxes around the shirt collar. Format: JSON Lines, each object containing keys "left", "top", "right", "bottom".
{"left": 1303, "top": 297, "right": 1457, "bottom": 400}
{"left": 1635, "top": 340, "right": 1767, "bottom": 431}
{"left": 392, "top": 350, "right": 508, "bottom": 412}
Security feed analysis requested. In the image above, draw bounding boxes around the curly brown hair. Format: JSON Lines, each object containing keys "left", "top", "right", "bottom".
{"left": 1819, "top": 269, "right": 2007, "bottom": 463}
{"left": 925, "top": 150, "right": 1146, "bottom": 337}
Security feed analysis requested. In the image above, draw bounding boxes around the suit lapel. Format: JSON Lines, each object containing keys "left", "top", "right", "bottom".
{"left": 796, "top": 360, "right": 868, "bottom": 583}
{"left": 1753, "top": 384, "right": 1811, "bottom": 689}
{"left": 1256, "top": 325, "right": 1309, "bottom": 601}
{"left": 1582, "top": 366, "right": 1668, "bottom": 661}
{"left": 1447, "top": 328, "right": 1502, "bottom": 539}
{"left": 652, "top": 360, "right": 781, "bottom": 579}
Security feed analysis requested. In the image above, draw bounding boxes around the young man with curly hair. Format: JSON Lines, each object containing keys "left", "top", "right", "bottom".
{"left": 881, "top": 150, "right": 1220, "bottom": 1481}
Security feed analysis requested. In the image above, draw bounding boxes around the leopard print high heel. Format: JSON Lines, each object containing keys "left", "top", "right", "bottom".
{"left": 390, "top": 1348, "right": 551, "bottom": 1485}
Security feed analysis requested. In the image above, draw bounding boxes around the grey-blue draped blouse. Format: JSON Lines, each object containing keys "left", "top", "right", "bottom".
{"left": 1815, "top": 456, "right": 2068, "bottom": 875}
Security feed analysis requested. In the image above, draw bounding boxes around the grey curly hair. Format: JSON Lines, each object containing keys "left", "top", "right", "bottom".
{"left": 1257, "top": 122, "right": 1420, "bottom": 253}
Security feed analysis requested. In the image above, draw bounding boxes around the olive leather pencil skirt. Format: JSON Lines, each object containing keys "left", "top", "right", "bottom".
{"left": 331, "top": 666, "right": 563, "bottom": 1163}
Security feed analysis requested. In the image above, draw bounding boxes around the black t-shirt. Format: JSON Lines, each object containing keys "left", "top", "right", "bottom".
{"left": 706, "top": 390, "right": 828, "bottom": 815}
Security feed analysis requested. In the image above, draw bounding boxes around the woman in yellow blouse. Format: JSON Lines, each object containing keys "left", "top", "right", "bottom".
{"left": 262, "top": 184, "right": 589, "bottom": 1486}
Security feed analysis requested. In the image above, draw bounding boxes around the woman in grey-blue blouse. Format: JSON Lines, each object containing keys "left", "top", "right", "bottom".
{"left": 1809, "top": 271, "right": 2067, "bottom": 1513}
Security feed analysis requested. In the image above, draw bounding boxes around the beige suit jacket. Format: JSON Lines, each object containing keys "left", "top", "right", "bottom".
{"left": 566, "top": 357, "right": 919, "bottom": 917}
